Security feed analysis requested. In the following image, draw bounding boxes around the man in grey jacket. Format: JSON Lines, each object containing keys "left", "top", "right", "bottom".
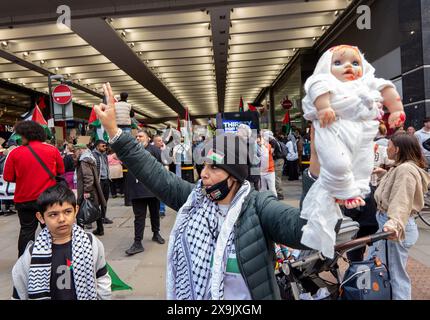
{"left": 92, "top": 140, "right": 113, "bottom": 226}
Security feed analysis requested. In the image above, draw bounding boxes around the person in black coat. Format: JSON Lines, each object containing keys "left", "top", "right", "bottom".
{"left": 125, "top": 130, "right": 165, "bottom": 256}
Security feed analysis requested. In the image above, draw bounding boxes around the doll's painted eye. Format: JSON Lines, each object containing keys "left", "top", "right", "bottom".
{"left": 352, "top": 61, "right": 360, "bottom": 66}
{"left": 334, "top": 60, "right": 341, "bottom": 66}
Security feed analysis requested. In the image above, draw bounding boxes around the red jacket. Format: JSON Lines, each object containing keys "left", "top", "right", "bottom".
{"left": 3, "top": 141, "right": 65, "bottom": 203}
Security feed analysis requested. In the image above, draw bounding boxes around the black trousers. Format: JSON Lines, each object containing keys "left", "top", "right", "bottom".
{"left": 346, "top": 225, "right": 379, "bottom": 261}
{"left": 123, "top": 171, "right": 132, "bottom": 206}
{"left": 99, "top": 179, "right": 110, "bottom": 219}
{"left": 110, "top": 178, "right": 124, "bottom": 196}
{"left": 181, "top": 168, "right": 195, "bottom": 183}
{"left": 246, "top": 175, "right": 260, "bottom": 191}
{"left": 132, "top": 198, "right": 160, "bottom": 242}
{"left": 195, "top": 164, "right": 204, "bottom": 179}
{"left": 16, "top": 201, "right": 44, "bottom": 257}
{"left": 287, "top": 160, "right": 299, "bottom": 181}
{"left": 95, "top": 179, "right": 110, "bottom": 231}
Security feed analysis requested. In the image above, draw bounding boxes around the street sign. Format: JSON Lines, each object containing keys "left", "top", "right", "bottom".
{"left": 52, "top": 84, "right": 72, "bottom": 105}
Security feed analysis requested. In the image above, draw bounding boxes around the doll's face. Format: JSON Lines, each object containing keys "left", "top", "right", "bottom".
{"left": 331, "top": 48, "right": 363, "bottom": 82}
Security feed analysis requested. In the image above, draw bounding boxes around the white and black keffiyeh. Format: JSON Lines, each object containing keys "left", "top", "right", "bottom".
{"left": 28, "top": 224, "right": 97, "bottom": 300}
{"left": 166, "top": 180, "right": 251, "bottom": 300}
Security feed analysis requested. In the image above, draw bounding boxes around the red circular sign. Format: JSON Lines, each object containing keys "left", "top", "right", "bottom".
{"left": 282, "top": 100, "right": 293, "bottom": 110}
{"left": 52, "top": 84, "right": 72, "bottom": 105}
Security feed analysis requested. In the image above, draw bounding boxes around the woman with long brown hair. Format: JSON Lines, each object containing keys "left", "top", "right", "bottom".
{"left": 371, "top": 133, "right": 430, "bottom": 299}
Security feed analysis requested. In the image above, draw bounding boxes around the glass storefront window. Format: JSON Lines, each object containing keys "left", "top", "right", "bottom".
{"left": 272, "top": 62, "right": 304, "bottom": 134}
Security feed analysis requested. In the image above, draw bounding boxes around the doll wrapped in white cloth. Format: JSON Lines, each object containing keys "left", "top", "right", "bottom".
{"left": 300, "top": 45, "right": 405, "bottom": 258}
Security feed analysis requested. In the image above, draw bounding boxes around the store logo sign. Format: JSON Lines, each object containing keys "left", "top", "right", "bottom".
{"left": 57, "top": 5, "right": 71, "bottom": 30}
{"left": 357, "top": 5, "right": 371, "bottom": 30}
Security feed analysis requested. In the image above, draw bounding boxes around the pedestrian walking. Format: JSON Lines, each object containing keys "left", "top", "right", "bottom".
{"left": 74, "top": 144, "right": 106, "bottom": 236}
{"left": 92, "top": 140, "right": 113, "bottom": 225}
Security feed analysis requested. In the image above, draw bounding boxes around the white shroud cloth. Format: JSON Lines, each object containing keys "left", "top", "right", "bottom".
{"left": 300, "top": 47, "right": 395, "bottom": 258}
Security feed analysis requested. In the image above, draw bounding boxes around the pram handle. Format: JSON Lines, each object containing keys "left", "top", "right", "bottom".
{"left": 334, "top": 231, "right": 395, "bottom": 254}
{"left": 369, "top": 231, "right": 395, "bottom": 243}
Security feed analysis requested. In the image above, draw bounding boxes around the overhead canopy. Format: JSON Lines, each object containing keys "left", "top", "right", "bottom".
{"left": 0, "top": 0, "right": 351, "bottom": 127}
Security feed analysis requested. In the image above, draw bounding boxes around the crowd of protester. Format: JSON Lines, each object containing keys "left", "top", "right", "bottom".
{"left": 0, "top": 84, "right": 429, "bottom": 300}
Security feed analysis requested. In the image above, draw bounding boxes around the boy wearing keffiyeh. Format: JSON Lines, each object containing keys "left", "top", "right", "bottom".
{"left": 11, "top": 184, "right": 111, "bottom": 300}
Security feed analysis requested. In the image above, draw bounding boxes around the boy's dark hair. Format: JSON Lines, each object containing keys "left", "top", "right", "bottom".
{"left": 120, "top": 92, "right": 128, "bottom": 101}
{"left": 37, "top": 184, "right": 77, "bottom": 215}
{"left": 15, "top": 121, "right": 47, "bottom": 142}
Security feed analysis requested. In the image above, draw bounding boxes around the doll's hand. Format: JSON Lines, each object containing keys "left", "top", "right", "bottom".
{"left": 388, "top": 111, "right": 406, "bottom": 129}
{"left": 335, "top": 197, "right": 365, "bottom": 209}
{"left": 317, "top": 107, "right": 336, "bottom": 128}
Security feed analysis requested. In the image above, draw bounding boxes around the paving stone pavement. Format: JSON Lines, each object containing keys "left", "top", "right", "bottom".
{"left": 0, "top": 177, "right": 429, "bottom": 299}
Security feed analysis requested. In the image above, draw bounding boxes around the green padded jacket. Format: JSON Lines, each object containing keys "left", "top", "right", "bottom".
{"left": 111, "top": 133, "right": 310, "bottom": 300}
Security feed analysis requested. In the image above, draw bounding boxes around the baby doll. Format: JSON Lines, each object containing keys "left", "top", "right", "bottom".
{"left": 300, "top": 45, "right": 405, "bottom": 258}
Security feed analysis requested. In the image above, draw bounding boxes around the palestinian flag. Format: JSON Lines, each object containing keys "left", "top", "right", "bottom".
{"left": 207, "top": 148, "right": 224, "bottom": 163}
{"left": 66, "top": 259, "right": 73, "bottom": 271}
{"left": 176, "top": 115, "right": 181, "bottom": 131}
{"left": 239, "top": 96, "right": 244, "bottom": 112}
{"left": 131, "top": 117, "right": 140, "bottom": 129}
{"left": 32, "top": 104, "right": 53, "bottom": 139}
{"left": 182, "top": 107, "right": 193, "bottom": 145}
{"left": 89, "top": 106, "right": 109, "bottom": 142}
{"left": 106, "top": 263, "right": 132, "bottom": 291}
{"left": 37, "top": 96, "right": 47, "bottom": 110}
{"left": 282, "top": 111, "right": 291, "bottom": 134}
{"left": 8, "top": 105, "right": 51, "bottom": 145}
{"left": 247, "top": 103, "right": 257, "bottom": 112}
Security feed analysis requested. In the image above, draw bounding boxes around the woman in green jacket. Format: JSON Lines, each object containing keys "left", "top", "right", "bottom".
{"left": 94, "top": 83, "right": 346, "bottom": 300}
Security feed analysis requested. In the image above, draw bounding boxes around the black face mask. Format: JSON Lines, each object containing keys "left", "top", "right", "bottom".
{"left": 204, "top": 176, "right": 231, "bottom": 201}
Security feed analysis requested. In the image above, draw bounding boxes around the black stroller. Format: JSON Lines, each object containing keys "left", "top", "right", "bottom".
{"left": 275, "top": 217, "right": 394, "bottom": 300}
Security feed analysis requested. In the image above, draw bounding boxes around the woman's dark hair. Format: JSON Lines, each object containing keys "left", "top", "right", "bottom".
{"left": 390, "top": 133, "right": 427, "bottom": 169}
{"left": 378, "top": 123, "right": 387, "bottom": 136}
{"left": 15, "top": 121, "right": 47, "bottom": 142}
{"left": 37, "top": 184, "right": 77, "bottom": 215}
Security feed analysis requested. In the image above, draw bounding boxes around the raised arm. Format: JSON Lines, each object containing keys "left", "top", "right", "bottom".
{"left": 111, "top": 133, "right": 194, "bottom": 210}
{"left": 258, "top": 192, "right": 309, "bottom": 249}
{"left": 381, "top": 86, "right": 405, "bottom": 129}
{"left": 94, "top": 83, "right": 194, "bottom": 211}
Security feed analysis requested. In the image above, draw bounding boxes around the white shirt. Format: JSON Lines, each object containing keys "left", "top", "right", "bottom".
{"left": 216, "top": 204, "right": 251, "bottom": 300}
{"left": 286, "top": 141, "right": 298, "bottom": 161}
{"left": 415, "top": 128, "right": 430, "bottom": 157}
{"left": 371, "top": 143, "right": 394, "bottom": 186}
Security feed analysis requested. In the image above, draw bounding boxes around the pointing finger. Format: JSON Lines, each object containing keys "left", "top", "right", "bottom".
{"left": 107, "top": 82, "right": 114, "bottom": 104}
{"left": 102, "top": 84, "right": 108, "bottom": 101}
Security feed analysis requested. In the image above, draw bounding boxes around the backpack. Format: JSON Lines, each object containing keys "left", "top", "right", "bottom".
{"left": 423, "top": 137, "right": 430, "bottom": 152}
{"left": 275, "top": 140, "right": 288, "bottom": 159}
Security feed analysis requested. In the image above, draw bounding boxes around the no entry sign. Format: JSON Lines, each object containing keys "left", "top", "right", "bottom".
{"left": 52, "top": 84, "right": 72, "bottom": 105}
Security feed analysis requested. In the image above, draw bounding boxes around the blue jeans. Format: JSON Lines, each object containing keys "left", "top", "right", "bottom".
{"left": 160, "top": 202, "right": 166, "bottom": 214}
{"left": 121, "top": 127, "right": 132, "bottom": 134}
{"left": 368, "top": 211, "right": 419, "bottom": 300}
